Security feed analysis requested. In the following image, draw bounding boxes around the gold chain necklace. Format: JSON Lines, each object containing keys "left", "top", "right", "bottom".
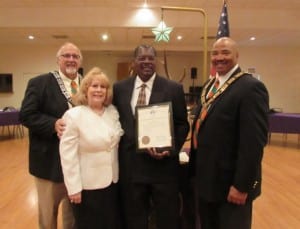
{"left": 200, "top": 71, "right": 245, "bottom": 108}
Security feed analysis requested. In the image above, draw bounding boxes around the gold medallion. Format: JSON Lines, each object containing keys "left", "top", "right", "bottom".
{"left": 142, "top": 136, "right": 150, "bottom": 145}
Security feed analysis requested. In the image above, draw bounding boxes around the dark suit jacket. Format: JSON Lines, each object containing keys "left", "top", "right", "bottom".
{"left": 189, "top": 68, "right": 269, "bottom": 202}
{"left": 112, "top": 74, "right": 190, "bottom": 184}
{"left": 20, "top": 72, "right": 70, "bottom": 182}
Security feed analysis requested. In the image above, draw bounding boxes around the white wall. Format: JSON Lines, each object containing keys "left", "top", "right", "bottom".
{"left": 0, "top": 44, "right": 299, "bottom": 113}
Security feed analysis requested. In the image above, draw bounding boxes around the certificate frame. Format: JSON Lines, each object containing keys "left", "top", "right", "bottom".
{"left": 135, "top": 102, "right": 174, "bottom": 152}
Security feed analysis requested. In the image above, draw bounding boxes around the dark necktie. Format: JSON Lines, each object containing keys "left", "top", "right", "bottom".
{"left": 193, "top": 78, "right": 220, "bottom": 148}
{"left": 136, "top": 84, "right": 147, "bottom": 106}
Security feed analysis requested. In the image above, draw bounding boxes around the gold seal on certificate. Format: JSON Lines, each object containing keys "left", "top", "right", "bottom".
{"left": 141, "top": 136, "right": 150, "bottom": 145}
{"left": 135, "top": 102, "right": 174, "bottom": 151}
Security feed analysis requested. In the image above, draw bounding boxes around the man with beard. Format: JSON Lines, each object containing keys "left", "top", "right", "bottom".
{"left": 20, "top": 42, "right": 82, "bottom": 229}
{"left": 113, "top": 44, "right": 190, "bottom": 229}
{"left": 189, "top": 37, "right": 269, "bottom": 229}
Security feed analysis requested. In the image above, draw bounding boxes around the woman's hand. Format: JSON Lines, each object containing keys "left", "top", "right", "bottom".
{"left": 69, "top": 192, "right": 82, "bottom": 204}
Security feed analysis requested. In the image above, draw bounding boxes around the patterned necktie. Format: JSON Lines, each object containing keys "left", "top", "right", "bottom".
{"left": 206, "top": 78, "right": 220, "bottom": 99}
{"left": 193, "top": 78, "right": 220, "bottom": 148}
{"left": 70, "top": 80, "right": 78, "bottom": 96}
{"left": 136, "top": 84, "right": 147, "bottom": 106}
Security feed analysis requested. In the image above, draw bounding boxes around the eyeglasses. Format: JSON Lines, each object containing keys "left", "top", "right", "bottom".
{"left": 60, "top": 53, "right": 81, "bottom": 60}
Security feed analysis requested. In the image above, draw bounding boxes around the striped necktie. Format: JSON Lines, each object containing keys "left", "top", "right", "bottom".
{"left": 136, "top": 84, "right": 147, "bottom": 106}
{"left": 193, "top": 78, "right": 220, "bottom": 148}
{"left": 70, "top": 80, "right": 78, "bottom": 96}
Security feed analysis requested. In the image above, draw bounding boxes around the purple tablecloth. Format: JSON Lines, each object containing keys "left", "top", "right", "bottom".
{"left": 269, "top": 113, "right": 300, "bottom": 134}
{"left": 0, "top": 110, "right": 21, "bottom": 126}
{"left": 0, "top": 110, "right": 24, "bottom": 137}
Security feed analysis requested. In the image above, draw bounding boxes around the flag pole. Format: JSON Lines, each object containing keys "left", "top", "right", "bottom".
{"left": 210, "top": 0, "right": 230, "bottom": 78}
{"left": 160, "top": 6, "right": 208, "bottom": 84}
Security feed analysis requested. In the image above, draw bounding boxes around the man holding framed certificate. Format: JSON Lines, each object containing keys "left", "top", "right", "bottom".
{"left": 136, "top": 102, "right": 174, "bottom": 152}
{"left": 113, "top": 44, "right": 190, "bottom": 229}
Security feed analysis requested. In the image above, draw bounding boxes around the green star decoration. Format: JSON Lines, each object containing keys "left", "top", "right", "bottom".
{"left": 152, "top": 21, "right": 173, "bottom": 42}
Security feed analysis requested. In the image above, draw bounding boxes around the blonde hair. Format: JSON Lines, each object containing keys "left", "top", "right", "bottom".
{"left": 73, "top": 67, "right": 111, "bottom": 106}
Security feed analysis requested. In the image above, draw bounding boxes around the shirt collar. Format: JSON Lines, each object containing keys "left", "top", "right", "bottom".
{"left": 135, "top": 73, "right": 156, "bottom": 90}
{"left": 217, "top": 64, "right": 239, "bottom": 85}
{"left": 59, "top": 70, "right": 79, "bottom": 83}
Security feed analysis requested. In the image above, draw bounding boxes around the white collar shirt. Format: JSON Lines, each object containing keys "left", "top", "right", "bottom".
{"left": 131, "top": 73, "right": 156, "bottom": 114}
{"left": 206, "top": 64, "right": 239, "bottom": 99}
{"left": 59, "top": 70, "right": 80, "bottom": 96}
{"left": 216, "top": 64, "right": 239, "bottom": 88}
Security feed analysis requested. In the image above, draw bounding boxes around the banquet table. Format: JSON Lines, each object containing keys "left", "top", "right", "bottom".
{"left": 0, "top": 110, "right": 24, "bottom": 138}
{"left": 268, "top": 112, "right": 300, "bottom": 143}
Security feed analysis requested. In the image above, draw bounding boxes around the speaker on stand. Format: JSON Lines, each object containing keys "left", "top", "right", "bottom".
{"left": 190, "top": 67, "right": 198, "bottom": 104}
{"left": 78, "top": 67, "right": 84, "bottom": 76}
{"left": 191, "top": 67, "right": 197, "bottom": 92}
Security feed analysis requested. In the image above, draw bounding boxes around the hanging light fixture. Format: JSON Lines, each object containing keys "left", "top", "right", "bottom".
{"left": 151, "top": 6, "right": 208, "bottom": 82}
{"left": 143, "top": 0, "right": 148, "bottom": 8}
{"left": 151, "top": 9, "right": 173, "bottom": 42}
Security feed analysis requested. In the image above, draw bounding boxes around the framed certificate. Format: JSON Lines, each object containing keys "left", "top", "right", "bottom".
{"left": 135, "top": 102, "right": 174, "bottom": 151}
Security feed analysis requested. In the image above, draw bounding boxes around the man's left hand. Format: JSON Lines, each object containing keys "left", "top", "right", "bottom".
{"left": 227, "top": 185, "right": 248, "bottom": 205}
{"left": 147, "top": 148, "right": 170, "bottom": 160}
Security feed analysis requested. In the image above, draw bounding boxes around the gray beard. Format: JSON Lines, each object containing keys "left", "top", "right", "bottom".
{"left": 66, "top": 67, "right": 77, "bottom": 75}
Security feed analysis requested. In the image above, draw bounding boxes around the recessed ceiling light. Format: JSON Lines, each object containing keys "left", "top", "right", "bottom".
{"left": 101, "top": 34, "right": 109, "bottom": 41}
{"left": 28, "top": 35, "right": 35, "bottom": 40}
{"left": 177, "top": 35, "right": 183, "bottom": 40}
{"left": 250, "top": 36, "right": 256, "bottom": 41}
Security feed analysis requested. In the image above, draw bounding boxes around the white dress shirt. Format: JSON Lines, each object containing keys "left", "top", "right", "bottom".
{"left": 131, "top": 74, "right": 156, "bottom": 114}
{"left": 215, "top": 64, "right": 239, "bottom": 88}
{"left": 59, "top": 70, "right": 80, "bottom": 96}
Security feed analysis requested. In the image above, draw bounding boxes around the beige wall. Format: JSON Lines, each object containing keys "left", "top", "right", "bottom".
{"left": 238, "top": 46, "right": 300, "bottom": 113}
{"left": 0, "top": 44, "right": 299, "bottom": 113}
{"left": 82, "top": 50, "right": 206, "bottom": 93}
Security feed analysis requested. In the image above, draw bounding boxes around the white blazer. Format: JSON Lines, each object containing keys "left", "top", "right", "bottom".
{"left": 59, "top": 104, "right": 124, "bottom": 195}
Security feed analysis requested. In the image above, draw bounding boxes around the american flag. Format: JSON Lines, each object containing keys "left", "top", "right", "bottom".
{"left": 216, "top": 1, "right": 230, "bottom": 39}
{"left": 210, "top": 1, "right": 230, "bottom": 78}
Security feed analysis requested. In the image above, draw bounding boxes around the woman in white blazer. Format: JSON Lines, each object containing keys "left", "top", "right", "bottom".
{"left": 60, "top": 67, "right": 124, "bottom": 229}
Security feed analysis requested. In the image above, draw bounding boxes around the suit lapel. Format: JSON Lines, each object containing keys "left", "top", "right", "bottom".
{"left": 149, "top": 76, "right": 165, "bottom": 104}
{"left": 206, "top": 68, "right": 242, "bottom": 115}
{"left": 123, "top": 77, "right": 136, "bottom": 117}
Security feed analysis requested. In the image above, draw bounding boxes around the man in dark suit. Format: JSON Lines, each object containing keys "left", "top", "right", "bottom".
{"left": 189, "top": 37, "right": 269, "bottom": 229}
{"left": 113, "top": 44, "right": 190, "bottom": 229}
{"left": 20, "top": 42, "right": 82, "bottom": 229}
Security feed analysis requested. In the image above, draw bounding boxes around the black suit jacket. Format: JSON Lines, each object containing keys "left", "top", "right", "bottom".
{"left": 20, "top": 72, "right": 70, "bottom": 182}
{"left": 113, "top": 75, "right": 190, "bottom": 184}
{"left": 189, "top": 68, "right": 269, "bottom": 202}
